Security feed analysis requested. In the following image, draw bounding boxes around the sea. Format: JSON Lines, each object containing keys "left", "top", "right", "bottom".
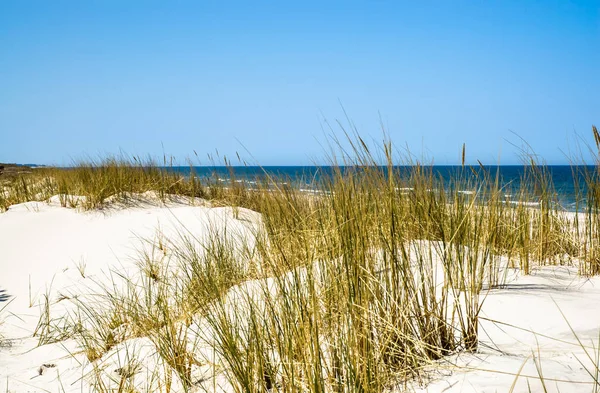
{"left": 167, "top": 165, "right": 599, "bottom": 212}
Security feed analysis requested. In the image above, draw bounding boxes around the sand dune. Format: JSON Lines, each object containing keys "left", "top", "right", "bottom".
{"left": 1, "top": 196, "right": 599, "bottom": 393}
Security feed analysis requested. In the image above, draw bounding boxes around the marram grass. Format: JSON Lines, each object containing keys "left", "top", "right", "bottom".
{"left": 4, "top": 127, "right": 600, "bottom": 392}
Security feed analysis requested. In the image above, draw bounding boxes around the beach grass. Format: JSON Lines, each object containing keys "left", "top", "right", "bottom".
{"left": 0, "top": 155, "right": 208, "bottom": 211}
{"left": 3, "top": 127, "right": 600, "bottom": 391}
{"left": 0, "top": 298, "right": 12, "bottom": 348}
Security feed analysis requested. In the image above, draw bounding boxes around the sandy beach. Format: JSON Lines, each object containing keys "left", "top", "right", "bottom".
{"left": 3, "top": 1, "right": 597, "bottom": 391}
{"left": 1, "top": 192, "right": 599, "bottom": 393}
{"left": 0, "top": 194, "right": 262, "bottom": 393}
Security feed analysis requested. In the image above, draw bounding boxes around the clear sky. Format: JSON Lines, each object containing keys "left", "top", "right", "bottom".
{"left": 1, "top": 1, "right": 598, "bottom": 165}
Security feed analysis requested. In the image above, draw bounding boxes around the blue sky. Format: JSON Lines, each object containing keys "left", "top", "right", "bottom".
{"left": 1, "top": 1, "right": 598, "bottom": 165}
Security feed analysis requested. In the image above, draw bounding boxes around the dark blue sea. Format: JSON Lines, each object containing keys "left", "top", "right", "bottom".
{"left": 167, "top": 165, "right": 599, "bottom": 212}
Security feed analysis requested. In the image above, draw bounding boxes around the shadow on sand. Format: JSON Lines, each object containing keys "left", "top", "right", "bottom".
{"left": 0, "top": 288, "right": 11, "bottom": 303}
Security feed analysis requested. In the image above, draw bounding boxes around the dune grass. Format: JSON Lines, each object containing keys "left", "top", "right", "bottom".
{"left": 0, "top": 298, "right": 13, "bottom": 348}
{"left": 6, "top": 127, "right": 600, "bottom": 392}
{"left": 0, "top": 155, "right": 209, "bottom": 211}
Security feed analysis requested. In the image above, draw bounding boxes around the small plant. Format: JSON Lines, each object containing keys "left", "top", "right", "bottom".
{"left": 0, "top": 297, "right": 14, "bottom": 347}
{"left": 75, "top": 258, "right": 87, "bottom": 278}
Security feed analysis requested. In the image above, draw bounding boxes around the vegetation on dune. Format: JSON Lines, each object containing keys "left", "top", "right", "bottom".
{"left": 0, "top": 156, "right": 209, "bottom": 211}
{"left": 0, "top": 298, "right": 12, "bottom": 348}
{"left": 5, "top": 126, "right": 600, "bottom": 392}
{"left": 0, "top": 163, "right": 35, "bottom": 178}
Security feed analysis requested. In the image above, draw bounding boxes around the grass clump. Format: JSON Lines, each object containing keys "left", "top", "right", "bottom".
{"left": 0, "top": 155, "right": 208, "bottom": 211}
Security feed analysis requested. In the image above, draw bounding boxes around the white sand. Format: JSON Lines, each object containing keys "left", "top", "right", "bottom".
{"left": 1, "top": 197, "right": 599, "bottom": 393}
{"left": 0, "top": 194, "right": 261, "bottom": 393}
{"left": 414, "top": 266, "right": 600, "bottom": 393}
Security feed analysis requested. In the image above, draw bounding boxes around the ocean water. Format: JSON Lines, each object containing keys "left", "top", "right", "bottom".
{"left": 168, "top": 165, "right": 599, "bottom": 212}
